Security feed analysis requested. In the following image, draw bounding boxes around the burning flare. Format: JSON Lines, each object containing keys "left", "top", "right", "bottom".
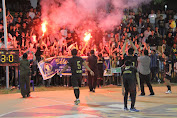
{"left": 84, "top": 32, "right": 92, "bottom": 42}
{"left": 42, "top": 21, "right": 47, "bottom": 36}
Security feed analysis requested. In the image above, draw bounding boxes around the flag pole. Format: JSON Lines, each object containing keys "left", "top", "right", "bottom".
{"left": 2, "top": 0, "right": 9, "bottom": 89}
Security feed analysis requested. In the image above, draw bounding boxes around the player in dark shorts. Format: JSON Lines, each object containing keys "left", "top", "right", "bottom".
{"left": 122, "top": 39, "right": 138, "bottom": 100}
{"left": 122, "top": 60, "right": 140, "bottom": 112}
{"left": 97, "top": 53, "right": 107, "bottom": 87}
{"left": 58, "top": 49, "right": 94, "bottom": 105}
{"left": 87, "top": 50, "right": 98, "bottom": 92}
{"left": 163, "top": 52, "right": 172, "bottom": 94}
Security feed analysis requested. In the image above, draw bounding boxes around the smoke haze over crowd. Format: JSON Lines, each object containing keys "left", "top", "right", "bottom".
{"left": 40, "top": 0, "right": 151, "bottom": 32}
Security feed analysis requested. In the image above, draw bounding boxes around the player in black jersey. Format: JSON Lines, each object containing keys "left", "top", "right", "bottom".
{"left": 122, "top": 60, "right": 140, "bottom": 112}
{"left": 97, "top": 53, "right": 107, "bottom": 87}
{"left": 122, "top": 39, "right": 139, "bottom": 100}
{"left": 87, "top": 50, "right": 98, "bottom": 92}
{"left": 122, "top": 39, "right": 138, "bottom": 67}
{"left": 58, "top": 49, "right": 94, "bottom": 105}
{"left": 163, "top": 52, "right": 172, "bottom": 94}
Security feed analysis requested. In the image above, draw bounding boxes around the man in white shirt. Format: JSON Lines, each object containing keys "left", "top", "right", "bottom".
{"left": 143, "top": 27, "right": 151, "bottom": 43}
{"left": 148, "top": 10, "right": 157, "bottom": 30}
{"left": 29, "top": 8, "right": 35, "bottom": 19}
{"left": 60, "top": 26, "right": 67, "bottom": 39}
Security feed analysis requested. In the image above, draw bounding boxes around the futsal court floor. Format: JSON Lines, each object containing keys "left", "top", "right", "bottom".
{"left": 0, "top": 85, "right": 177, "bottom": 118}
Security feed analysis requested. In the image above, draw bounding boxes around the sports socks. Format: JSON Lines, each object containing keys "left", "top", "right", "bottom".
{"left": 167, "top": 85, "right": 171, "bottom": 91}
{"left": 74, "top": 89, "right": 80, "bottom": 99}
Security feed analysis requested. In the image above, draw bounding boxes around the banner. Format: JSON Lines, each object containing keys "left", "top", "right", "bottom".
{"left": 38, "top": 56, "right": 111, "bottom": 80}
{"left": 111, "top": 67, "right": 121, "bottom": 74}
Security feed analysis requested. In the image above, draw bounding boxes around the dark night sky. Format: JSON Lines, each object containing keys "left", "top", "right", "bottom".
{"left": 0, "top": 0, "right": 177, "bottom": 11}
{"left": 167, "top": 0, "right": 177, "bottom": 10}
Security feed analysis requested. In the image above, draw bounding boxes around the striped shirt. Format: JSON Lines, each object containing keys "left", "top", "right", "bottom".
{"left": 150, "top": 54, "right": 158, "bottom": 68}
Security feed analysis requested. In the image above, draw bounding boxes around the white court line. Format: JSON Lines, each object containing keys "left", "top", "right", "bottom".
{"left": 0, "top": 103, "right": 63, "bottom": 117}
{"left": 0, "top": 97, "right": 69, "bottom": 117}
{"left": 0, "top": 88, "right": 126, "bottom": 117}
{"left": 0, "top": 95, "right": 97, "bottom": 117}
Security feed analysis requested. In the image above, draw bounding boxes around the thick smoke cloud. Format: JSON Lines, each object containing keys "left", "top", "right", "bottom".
{"left": 40, "top": 0, "right": 151, "bottom": 32}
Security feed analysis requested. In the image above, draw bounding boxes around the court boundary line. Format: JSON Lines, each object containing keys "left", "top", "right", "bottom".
{"left": 0, "top": 95, "right": 102, "bottom": 117}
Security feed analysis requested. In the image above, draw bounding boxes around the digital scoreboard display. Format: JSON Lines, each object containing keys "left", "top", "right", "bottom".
{"left": 0, "top": 49, "right": 19, "bottom": 66}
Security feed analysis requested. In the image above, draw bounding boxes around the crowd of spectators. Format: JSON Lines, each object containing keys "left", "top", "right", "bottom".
{"left": 0, "top": 2, "right": 177, "bottom": 87}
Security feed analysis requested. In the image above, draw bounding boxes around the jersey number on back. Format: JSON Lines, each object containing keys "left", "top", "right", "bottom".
{"left": 132, "top": 62, "right": 135, "bottom": 67}
{"left": 77, "top": 61, "right": 81, "bottom": 69}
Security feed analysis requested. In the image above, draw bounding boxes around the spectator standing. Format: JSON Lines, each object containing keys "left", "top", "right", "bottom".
{"left": 6, "top": 10, "right": 13, "bottom": 24}
{"left": 13, "top": 12, "right": 18, "bottom": 25}
{"left": 144, "top": 18, "right": 153, "bottom": 30}
{"left": 111, "top": 52, "right": 119, "bottom": 85}
{"left": 172, "top": 44, "right": 177, "bottom": 63}
{"left": 156, "top": 10, "right": 161, "bottom": 25}
{"left": 148, "top": 10, "right": 157, "bottom": 30}
{"left": 174, "top": 32, "right": 177, "bottom": 44}
{"left": 35, "top": 46, "right": 43, "bottom": 85}
{"left": 150, "top": 50, "right": 160, "bottom": 82}
{"left": 135, "top": 11, "right": 143, "bottom": 24}
{"left": 146, "top": 30, "right": 158, "bottom": 50}
{"left": 97, "top": 53, "right": 107, "bottom": 87}
{"left": 165, "top": 33, "right": 174, "bottom": 52}
{"left": 19, "top": 51, "right": 36, "bottom": 98}
{"left": 29, "top": 8, "right": 35, "bottom": 19}
{"left": 158, "top": 15, "right": 165, "bottom": 37}
{"left": 66, "top": 32, "right": 74, "bottom": 47}
{"left": 137, "top": 17, "right": 145, "bottom": 34}
{"left": 138, "top": 50, "right": 155, "bottom": 96}
{"left": 87, "top": 50, "right": 98, "bottom": 92}
{"left": 143, "top": 27, "right": 151, "bottom": 44}
{"left": 163, "top": 52, "right": 172, "bottom": 94}
{"left": 60, "top": 26, "right": 68, "bottom": 39}
{"left": 131, "top": 26, "right": 139, "bottom": 39}
{"left": 42, "top": 49, "right": 52, "bottom": 87}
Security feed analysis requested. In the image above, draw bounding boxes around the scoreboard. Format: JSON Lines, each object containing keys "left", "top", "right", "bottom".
{"left": 0, "top": 49, "right": 19, "bottom": 66}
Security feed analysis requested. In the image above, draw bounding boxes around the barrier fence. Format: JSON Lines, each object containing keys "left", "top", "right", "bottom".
{"left": 0, "top": 56, "right": 177, "bottom": 87}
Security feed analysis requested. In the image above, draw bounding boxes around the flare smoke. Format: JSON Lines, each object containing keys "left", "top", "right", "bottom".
{"left": 40, "top": 0, "right": 151, "bottom": 31}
